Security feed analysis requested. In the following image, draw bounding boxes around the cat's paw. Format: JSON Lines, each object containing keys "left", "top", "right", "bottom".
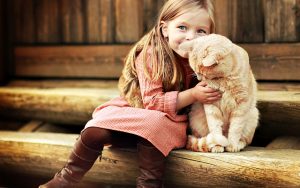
{"left": 186, "top": 135, "right": 199, "bottom": 151}
{"left": 225, "top": 140, "right": 247, "bottom": 152}
{"left": 210, "top": 145, "right": 225, "bottom": 153}
{"left": 206, "top": 133, "right": 229, "bottom": 148}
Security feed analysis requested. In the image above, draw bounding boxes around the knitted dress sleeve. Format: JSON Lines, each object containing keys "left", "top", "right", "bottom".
{"left": 135, "top": 52, "right": 179, "bottom": 119}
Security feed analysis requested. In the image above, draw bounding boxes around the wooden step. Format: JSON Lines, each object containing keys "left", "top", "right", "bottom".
{"left": 0, "top": 131, "right": 299, "bottom": 187}
{"left": 0, "top": 82, "right": 299, "bottom": 130}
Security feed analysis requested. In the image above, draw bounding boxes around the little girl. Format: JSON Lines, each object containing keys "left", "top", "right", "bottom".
{"left": 39, "top": 0, "right": 221, "bottom": 187}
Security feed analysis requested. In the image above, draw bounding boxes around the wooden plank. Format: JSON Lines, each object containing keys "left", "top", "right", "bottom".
{"left": 0, "top": 87, "right": 119, "bottom": 125}
{"left": 0, "top": 86, "right": 299, "bottom": 129}
{"left": 241, "top": 43, "right": 300, "bottom": 80}
{"left": 267, "top": 136, "right": 300, "bottom": 150}
{"left": 143, "top": 0, "right": 165, "bottom": 32}
{"left": 7, "top": 79, "right": 118, "bottom": 88}
{"left": 0, "top": 0, "right": 5, "bottom": 84}
{"left": 15, "top": 45, "right": 131, "bottom": 78}
{"left": 14, "top": 43, "right": 300, "bottom": 80}
{"left": 258, "top": 82, "right": 300, "bottom": 91}
{"left": 13, "top": 0, "right": 35, "bottom": 44}
{"left": 85, "top": 0, "right": 114, "bottom": 43}
{"left": 18, "top": 120, "right": 43, "bottom": 132}
{"left": 115, "top": 0, "right": 143, "bottom": 43}
{"left": 213, "top": 0, "right": 232, "bottom": 37}
{"left": 231, "top": 0, "right": 264, "bottom": 42}
{"left": 35, "top": 0, "right": 60, "bottom": 43}
{"left": 214, "top": 0, "right": 264, "bottom": 42}
{"left": 35, "top": 123, "right": 79, "bottom": 133}
{"left": 264, "top": 0, "right": 300, "bottom": 42}
{"left": 60, "top": 0, "right": 84, "bottom": 43}
{"left": 0, "top": 131, "right": 300, "bottom": 187}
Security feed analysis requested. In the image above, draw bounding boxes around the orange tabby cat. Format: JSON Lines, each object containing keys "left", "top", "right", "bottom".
{"left": 180, "top": 34, "right": 259, "bottom": 153}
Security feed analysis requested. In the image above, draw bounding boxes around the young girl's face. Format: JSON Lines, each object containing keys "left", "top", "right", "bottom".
{"left": 162, "top": 7, "right": 211, "bottom": 58}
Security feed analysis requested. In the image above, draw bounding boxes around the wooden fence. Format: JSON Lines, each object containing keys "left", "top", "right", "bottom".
{"left": 1, "top": 0, "right": 300, "bottom": 81}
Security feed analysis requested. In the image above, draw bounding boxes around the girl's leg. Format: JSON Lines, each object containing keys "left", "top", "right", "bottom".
{"left": 136, "top": 138, "right": 166, "bottom": 188}
{"left": 39, "top": 127, "right": 113, "bottom": 188}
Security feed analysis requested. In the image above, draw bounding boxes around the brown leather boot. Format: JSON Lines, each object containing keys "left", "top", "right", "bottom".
{"left": 39, "top": 136, "right": 102, "bottom": 188}
{"left": 136, "top": 141, "right": 166, "bottom": 188}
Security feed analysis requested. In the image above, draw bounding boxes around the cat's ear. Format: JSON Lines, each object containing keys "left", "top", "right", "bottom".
{"left": 179, "top": 40, "right": 194, "bottom": 53}
{"left": 202, "top": 56, "right": 217, "bottom": 67}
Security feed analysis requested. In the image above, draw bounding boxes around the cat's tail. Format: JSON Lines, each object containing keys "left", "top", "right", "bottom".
{"left": 186, "top": 135, "right": 209, "bottom": 152}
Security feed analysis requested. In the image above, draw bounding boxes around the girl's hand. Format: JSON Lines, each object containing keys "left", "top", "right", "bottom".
{"left": 191, "top": 81, "right": 222, "bottom": 104}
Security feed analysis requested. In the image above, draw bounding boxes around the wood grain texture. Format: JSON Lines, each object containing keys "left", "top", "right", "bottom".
{"left": 15, "top": 45, "right": 131, "bottom": 78}
{"left": 14, "top": 43, "right": 300, "bottom": 80}
{"left": 0, "top": 86, "right": 299, "bottom": 129}
{"left": 115, "top": 0, "right": 143, "bottom": 43}
{"left": 267, "top": 136, "right": 300, "bottom": 150}
{"left": 85, "top": 0, "right": 114, "bottom": 43}
{"left": 0, "top": 131, "right": 300, "bottom": 187}
{"left": 60, "top": 0, "right": 84, "bottom": 43}
{"left": 264, "top": 0, "right": 300, "bottom": 42}
{"left": 35, "top": 0, "right": 60, "bottom": 43}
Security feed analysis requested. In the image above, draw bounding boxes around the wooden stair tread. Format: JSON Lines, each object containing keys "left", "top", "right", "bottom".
{"left": 0, "top": 131, "right": 299, "bottom": 187}
{"left": 0, "top": 84, "right": 299, "bottom": 127}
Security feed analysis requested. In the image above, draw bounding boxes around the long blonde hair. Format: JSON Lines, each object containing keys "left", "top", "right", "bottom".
{"left": 118, "top": 0, "right": 215, "bottom": 108}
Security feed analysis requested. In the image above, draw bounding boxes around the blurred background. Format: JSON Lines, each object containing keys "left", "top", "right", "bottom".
{"left": 0, "top": 0, "right": 299, "bottom": 187}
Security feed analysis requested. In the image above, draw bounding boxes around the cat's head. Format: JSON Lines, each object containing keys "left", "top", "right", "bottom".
{"left": 179, "top": 34, "right": 234, "bottom": 80}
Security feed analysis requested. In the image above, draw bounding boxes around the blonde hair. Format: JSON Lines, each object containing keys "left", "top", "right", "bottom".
{"left": 118, "top": 0, "right": 215, "bottom": 108}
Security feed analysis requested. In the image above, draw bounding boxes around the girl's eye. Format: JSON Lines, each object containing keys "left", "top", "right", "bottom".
{"left": 178, "top": 26, "right": 187, "bottom": 31}
{"left": 197, "top": 29, "right": 207, "bottom": 34}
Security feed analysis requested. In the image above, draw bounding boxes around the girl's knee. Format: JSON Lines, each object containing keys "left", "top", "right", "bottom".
{"left": 81, "top": 127, "right": 113, "bottom": 150}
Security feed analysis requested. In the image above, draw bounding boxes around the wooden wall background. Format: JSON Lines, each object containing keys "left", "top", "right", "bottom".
{"left": 3, "top": 0, "right": 300, "bottom": 81}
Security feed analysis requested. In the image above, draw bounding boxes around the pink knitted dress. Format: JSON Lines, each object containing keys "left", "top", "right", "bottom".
{"left": 84, "top": 51, "right": 195, "bottom": 156}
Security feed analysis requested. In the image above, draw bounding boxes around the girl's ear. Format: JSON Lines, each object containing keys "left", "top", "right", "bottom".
{"left": 161, "top": 21, "right": 168, "bottom": 38}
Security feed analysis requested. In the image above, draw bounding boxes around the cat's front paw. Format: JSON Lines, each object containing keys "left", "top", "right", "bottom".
{"left": 225, "top": 140, "right": 246, "bottom": 152}
{"left": 210, "top": 145, "right": 225, "bottom": 153}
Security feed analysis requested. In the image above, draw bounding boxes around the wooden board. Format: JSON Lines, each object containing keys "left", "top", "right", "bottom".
{"left": 0, "top": 0, "right": 5, "bottom": 84}
{"left": 14, "top": 43, "right": 300, "bottom": 80}
{"left": 35, "top": 0, "right": 60, "bottom": 43}
{"left": 0, "top": 131, "right": 300, "bottom": 187}
{"left": 241, "top": 43, "right": 300, "bottom": 80}
{"left": 13, "top": 0, "right": 35, "bottom": 43}
{"left": 0, "top": 87, "right": 119, "bottom": 125}
{"left": 267, "top": 136, "right": 300, "bottom": 150}
{"left": 60, "top": 0, "right": 84, "bottom": 43}
{"left": 15, "top": 45, "right": 131, "bottom": 78}
{"left": 0, "top": 86, "right": 299, "bottom": 129}
{"left": 264, "top": 0, "right": 300, "bottom": 42}
{"left": 214, "top": 0, "right": 264, "bottom": 42}
{"left": 115, "top": 0, "right": 143, "bottom": 43}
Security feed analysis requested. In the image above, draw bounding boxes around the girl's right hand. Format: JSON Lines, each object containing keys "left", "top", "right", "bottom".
{"left": 191, "top": 81, "right": 222, "bottom": 104}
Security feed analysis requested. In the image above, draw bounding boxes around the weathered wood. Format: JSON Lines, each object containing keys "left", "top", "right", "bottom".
{"left": 258, "top": 82, "right": 300, "bottom": 91}
{"left": 0, "top": 131, "right": 299, "bottom": 187}
{"left": 264, "top": 0, "right": 300, "bottom": 42}
{"left": 241, "top": 43, "right": 300, "bottom": 80}
{"left": 15, "top": 45, "right": 131, "bottom": 78}
{"left": 35, "top": 0, "right": 60, "bottom": 43}
{"left": 60, "top": 0, "right": 84, "bottom": 43}
{"left": 0, "top": 86, "right": 299, "bottom": 130}
{"left": 14, "top": 43, "right": 300, "bottom": 80}
{"left": 267, "top": 136, "right": 300, "bottom": 150}
{"left": 0, "top": 0, "right": 5, "bottom": 84}
{"left": 0, "top": 87, "right": 119, "bottom": 125}
{"left": 7, "top": 79, "right": 119, "bottom": 88}
{"left": 85, "top": 0, "right": 114, "bottom": 43}
{"left": 13, "top": 0, "right": 35, "bottom": 43}
{"left": 18, "top": 120, "right": 43, "bottom": 132}
{"left": 214, "top": 0, "right": 264, "bottom": 42}
{"left": 115, "top": 0, "right": 143, "bottom": 43}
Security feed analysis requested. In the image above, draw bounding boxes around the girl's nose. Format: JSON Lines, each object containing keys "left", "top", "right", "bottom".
{"left": 186, "top": 31, "right": 196, "bottom": 40}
